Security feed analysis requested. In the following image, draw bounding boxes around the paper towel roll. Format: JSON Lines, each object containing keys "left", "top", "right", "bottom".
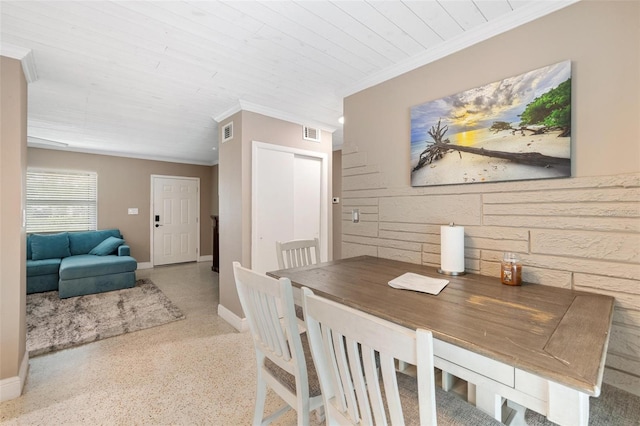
{"left": 440, "top": 225, "right": 465, "bottom": 274}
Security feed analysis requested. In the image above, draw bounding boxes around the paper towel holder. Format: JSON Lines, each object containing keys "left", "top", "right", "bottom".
{"left": 437, "top": 222, "right": 466, "bottom": 276}
{"left": 437, "top": 268, "right": 466, "bottom": 276}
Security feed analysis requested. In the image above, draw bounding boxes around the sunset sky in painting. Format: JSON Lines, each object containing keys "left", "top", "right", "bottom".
{"left": 410, "top": 60, "right": 571, "bottom": 146}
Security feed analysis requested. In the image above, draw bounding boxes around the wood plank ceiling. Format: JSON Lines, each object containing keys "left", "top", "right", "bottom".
{"left": 0, "top": 1, "right": 576, "bottom": 165}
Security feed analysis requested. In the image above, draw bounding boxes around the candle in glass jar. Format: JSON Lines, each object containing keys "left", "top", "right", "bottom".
{"left": 501, "top": 252, "right": 522, "bottom": 285}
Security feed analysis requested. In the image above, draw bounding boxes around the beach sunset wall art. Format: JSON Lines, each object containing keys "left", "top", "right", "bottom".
{"left": 410, "top": 61, "right": 571, "bottom": 187}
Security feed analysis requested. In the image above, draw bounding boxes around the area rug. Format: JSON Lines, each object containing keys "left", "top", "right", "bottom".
{"left": 27, "top": 278, "right": 185, "bottom": 356}
{"left": 524, "top": 383, "right": 640, "bottom": 426}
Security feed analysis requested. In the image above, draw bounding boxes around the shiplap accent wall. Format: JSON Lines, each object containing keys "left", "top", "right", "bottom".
{"left": 341, "top": 144, "right": 640, "bottom": 395}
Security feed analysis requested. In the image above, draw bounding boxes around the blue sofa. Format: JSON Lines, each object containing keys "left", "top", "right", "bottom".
{"left": 27, "top": 229, "right": 137, "bottom": 298}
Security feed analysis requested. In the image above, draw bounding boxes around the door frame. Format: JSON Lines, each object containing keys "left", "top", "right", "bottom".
{"left": 251, "top": 141, "right": 329, "bottom": 269}
{"left": 150, "top": 174, "right": 201, "bottom": 267}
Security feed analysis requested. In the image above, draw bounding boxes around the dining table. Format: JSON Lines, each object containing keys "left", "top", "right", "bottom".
{"left": 268, "top": 255, "right": 615, "bottom": 426}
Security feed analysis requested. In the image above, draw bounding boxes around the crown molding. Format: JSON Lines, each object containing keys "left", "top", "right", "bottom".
{"left": 27, "top": 136, "right": 69, "bottom": 147}
{"left": 0, "top": 43, "right": 39, "bottom": 84}
{"left": 27, "top": 143, "right": 216, "bottom": 166}
{"left": 239, "top": 100, "right": 337, "bottom": 133}
{"left": 214, "top": 99, "right": 338, "bottom": 132}
{"left": 212, "top": 103, "right": 242, "bottom": 123}
{"left": 339, "top": 0, "right": 580, "bottom": 98}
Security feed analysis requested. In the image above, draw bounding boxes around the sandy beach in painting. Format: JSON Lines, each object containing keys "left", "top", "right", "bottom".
{"left": 410, "top": 128, "right": 571, "bottom": 187}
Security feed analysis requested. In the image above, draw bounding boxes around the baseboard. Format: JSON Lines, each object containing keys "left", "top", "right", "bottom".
{"left": 138, "top": 258, "right": 212, "bottom": 269}
{"left": 0, "top": 350, "right": 29, "bottom": 402}
{"left": 217, "top": 303, "right": 248, "bottom": 332}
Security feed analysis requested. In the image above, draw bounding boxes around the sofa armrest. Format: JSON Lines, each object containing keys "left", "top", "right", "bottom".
{"left": 118, "top": 244, "right": 131, "bottom": 256}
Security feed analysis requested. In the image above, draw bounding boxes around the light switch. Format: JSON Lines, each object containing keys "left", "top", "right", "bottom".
{"left": 128, "top": 208, "right": 139, "bottom": 215}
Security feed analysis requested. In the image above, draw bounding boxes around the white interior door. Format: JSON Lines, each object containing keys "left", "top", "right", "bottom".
{"left": 152, "top": 176, "right": 199, "bottom": 266}
{"left": 252, "top": 142, "right": 326, "bottom": 274}
{"left": 294, "top": 155, "right": 321, "bottom": 241}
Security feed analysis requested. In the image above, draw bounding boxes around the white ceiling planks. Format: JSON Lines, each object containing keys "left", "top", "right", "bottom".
{"left": 225, "top": 1, "right": 371, "bottom": 80}
{"left": 439, "top": 1, "right": 494, "bottom": 30}
{"left": 331, "top": 1, "right": 427, "bottom": 58}
{"left": 474, "top": 0, "right": 518, "bottom": 20}
{"left": 365, "top": 1, "right": 444, "bottom": 50}
{"left": 400, "top": 1, "right": 467, "bottom": 40}
{"left": 0, "top": 0, "right": 577, "bottom": 165}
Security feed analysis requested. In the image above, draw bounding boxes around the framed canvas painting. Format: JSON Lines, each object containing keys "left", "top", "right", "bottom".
{"left": 410, "top": 60, "right": 571, "bottom": 187}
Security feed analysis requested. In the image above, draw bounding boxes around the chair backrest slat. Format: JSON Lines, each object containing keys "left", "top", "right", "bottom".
{"left": 346, "top": 335, "right": 373, "bottom": 425}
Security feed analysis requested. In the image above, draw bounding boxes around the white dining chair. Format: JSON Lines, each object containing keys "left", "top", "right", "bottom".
{"left": 275, "top": 238, "right": 321, "bottom": 325}
{"left": 232, "top": 262, "right": 323, "bottom": 425}
{"left": 301, "top": 287, "right": 503, "bottom": 425}
{"left": 276, "top": 238, "right": 321, "bottom": 270}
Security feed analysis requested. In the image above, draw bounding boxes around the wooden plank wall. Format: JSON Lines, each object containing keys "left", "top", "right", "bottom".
{"left": 341, "top": 145, "right": 640, "bottom": 396}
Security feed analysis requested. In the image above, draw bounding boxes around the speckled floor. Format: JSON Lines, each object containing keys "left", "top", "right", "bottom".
{"left": 0, "top": 262, "right": 315, "bottom": 425}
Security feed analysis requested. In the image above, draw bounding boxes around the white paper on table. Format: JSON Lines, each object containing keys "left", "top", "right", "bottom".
{"left": 388, "top": 272, "right": 449, "bottom": 295}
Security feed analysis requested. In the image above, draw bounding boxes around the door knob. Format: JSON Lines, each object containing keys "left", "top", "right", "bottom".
{"left": 155, "top": 224, "right": 161, "bottom": 228}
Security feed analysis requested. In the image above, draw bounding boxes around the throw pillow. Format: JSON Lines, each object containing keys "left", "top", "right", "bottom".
{"left": 31, "top": 233, "right": 71, "bottom": 260}
{"left": 89, "top": 236, "right": 125, "bottom": 256}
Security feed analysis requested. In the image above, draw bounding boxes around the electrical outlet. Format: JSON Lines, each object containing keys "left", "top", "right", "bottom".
{"left": 127, "top": 208, "right": 138, "bottom": 215}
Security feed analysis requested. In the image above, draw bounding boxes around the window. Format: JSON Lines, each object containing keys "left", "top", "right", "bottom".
{"left": 26, "top": 169, "right": 97, "bottom": 233}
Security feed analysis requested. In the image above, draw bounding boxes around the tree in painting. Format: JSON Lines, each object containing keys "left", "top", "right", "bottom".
{"left": 519, "top": 78, "right": 571, "bottom": 137}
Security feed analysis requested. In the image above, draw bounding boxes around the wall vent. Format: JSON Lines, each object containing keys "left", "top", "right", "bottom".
{"left": 221, "top": 122, "right": 233, "bottom": 143}
{"left": 303, "top": 125, "right": 321, "bottom": 142}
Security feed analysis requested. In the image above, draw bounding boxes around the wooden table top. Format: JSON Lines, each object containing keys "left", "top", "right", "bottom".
{"left": 268, "top": 255, "right": 615, "bottom": 396}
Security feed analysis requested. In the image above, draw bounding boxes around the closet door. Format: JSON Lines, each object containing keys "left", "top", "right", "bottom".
{"left": 293, "top": 155, "right": 321, "bottom": 244}
{"left": 252, "top": 143, "right": 323, "bottom": 274}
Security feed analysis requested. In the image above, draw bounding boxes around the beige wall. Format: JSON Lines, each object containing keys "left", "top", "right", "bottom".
{"left": 332, "top": 149, "right": 342, "bottom": 260}
{"left": 0, "top": 57, "right": 28, "bottom": 396}
{"left": 343, "top": 1, "right": 639, "bottom": 394}
{"left": 211, "top": 164, "right": 219, "bottom": 215}
{"left": 27, "top": 149, "right": 214, "bottom": 262}
{"left": 218, "top": 111, "right": 244, "bottom": 317}
{"left": 218, "top": 111, "right": 333, "bottom": 318}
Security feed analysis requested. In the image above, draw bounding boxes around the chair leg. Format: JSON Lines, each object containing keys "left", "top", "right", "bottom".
{"left": 296, "top": 397, "right": 310, "bottom": 426}
{"left": 254, "top": 371, "right": 268, "bottom": 426}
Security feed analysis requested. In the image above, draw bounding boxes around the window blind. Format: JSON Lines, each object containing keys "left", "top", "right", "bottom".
{"left": 26, "top": 170, "right": 97, "bottom": 233}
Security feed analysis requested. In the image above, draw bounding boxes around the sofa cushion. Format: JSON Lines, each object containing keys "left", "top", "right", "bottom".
{"left": 59, "top": 254, "right": 137, "bottom": 280}
{"left": 26, "top": 258, "right": 62, "bottom": 277}
{"left": 27, "top": 273, "right": 60, "bottom": 294}
{"left": 30, "top": 233, "right": 71, "bottom": 260}
{"left": 59, "top": 271, "right": 136, "bottom": 298}
{"left": 68, "top": 229, "right": 122, "bottom": 255}
{"left": 89, "top": 236, "right": 124, "bottom": 256}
